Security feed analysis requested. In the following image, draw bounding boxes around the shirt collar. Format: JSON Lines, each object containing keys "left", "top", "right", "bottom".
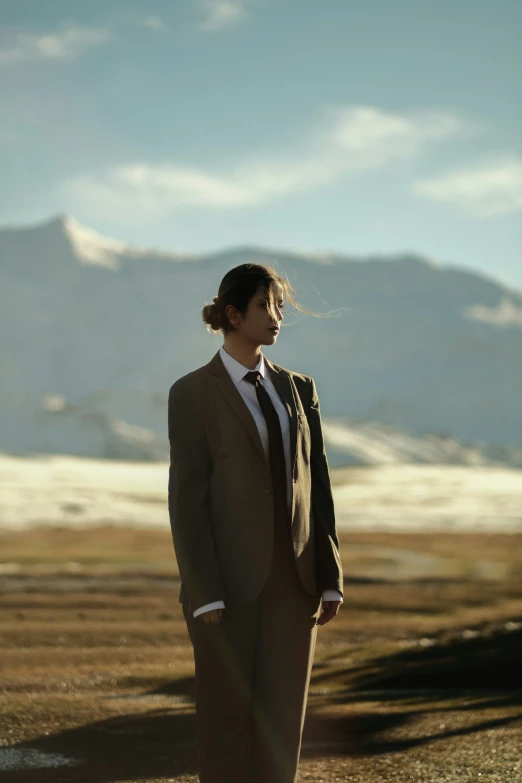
{"left": 219, "top": 346, "right": 267, "bottom": 384}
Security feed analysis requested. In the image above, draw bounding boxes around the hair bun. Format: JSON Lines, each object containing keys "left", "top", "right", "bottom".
{"left": 201, "top": 298, "right": 221, "bottom": 332}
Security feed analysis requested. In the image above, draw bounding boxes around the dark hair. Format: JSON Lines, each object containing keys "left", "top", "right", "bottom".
{"left": 202, "top": 262, "right": 319, "bottom": 335}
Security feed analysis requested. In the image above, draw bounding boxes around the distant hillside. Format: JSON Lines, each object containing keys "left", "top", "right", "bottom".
{"left": 1, "top": 214, "right": 521, "bottom": 462}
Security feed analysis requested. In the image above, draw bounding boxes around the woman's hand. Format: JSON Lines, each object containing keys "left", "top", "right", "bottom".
{"left": 200, "top": 608, "right": 224, "bottom": 624}
{"left": 316, "top": 599, "right": 341, "bottom": 626}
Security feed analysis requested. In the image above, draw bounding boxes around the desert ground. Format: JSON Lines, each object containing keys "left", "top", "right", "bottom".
{"left": 1, "top": 457, "right": 521, "bottom": 781}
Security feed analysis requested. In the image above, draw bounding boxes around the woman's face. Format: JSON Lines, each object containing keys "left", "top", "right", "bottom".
{"left": 227, "top": 282, "right": 285, "bottom": 345}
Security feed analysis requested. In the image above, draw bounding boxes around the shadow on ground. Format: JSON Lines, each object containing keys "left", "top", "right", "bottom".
{"left": 304, "top": 619, "right": 522, "bottom": 756}
{"left": 3, "top": 624, "right": 522, "bottom": 782}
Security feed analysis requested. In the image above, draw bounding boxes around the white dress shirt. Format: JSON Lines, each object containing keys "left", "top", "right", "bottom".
{"left": 193, "top": 346, "right": 343, "bottom": 618}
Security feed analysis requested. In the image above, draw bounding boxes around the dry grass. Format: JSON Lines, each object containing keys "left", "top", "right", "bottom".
{"left": 1, "top": 528, "right": 521, "bottom": 781}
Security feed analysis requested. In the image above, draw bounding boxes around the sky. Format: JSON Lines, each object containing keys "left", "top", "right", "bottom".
{"left": 1, "top": 0, "right": 521, "bottom": 289}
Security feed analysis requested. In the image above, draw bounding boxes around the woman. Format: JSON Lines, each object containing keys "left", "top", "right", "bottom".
{"left": 167, "top": 262, "right": 343, "bottom": 783}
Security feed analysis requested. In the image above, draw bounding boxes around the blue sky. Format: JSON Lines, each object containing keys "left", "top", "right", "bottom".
{"left": 1, "top": 0, "right": 521, "bottom": 288}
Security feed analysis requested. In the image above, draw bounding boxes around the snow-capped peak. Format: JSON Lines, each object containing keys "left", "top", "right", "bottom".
{"left": 62, "top": 216, "right": 129, "bottom": 269}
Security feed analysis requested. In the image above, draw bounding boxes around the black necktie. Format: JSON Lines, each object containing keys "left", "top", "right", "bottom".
{"left": 243, "top": 370, "right": 289, "bottom": 528}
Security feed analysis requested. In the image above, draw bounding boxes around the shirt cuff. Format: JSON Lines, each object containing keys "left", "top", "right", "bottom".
{"left": 193, "top": 600, "right": 226, "bottom": 618}
{"left": 321, "top": 589, "right": 343, "bottom": 603}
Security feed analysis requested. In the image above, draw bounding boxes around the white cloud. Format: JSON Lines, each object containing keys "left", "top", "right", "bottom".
{"left": 199, "top": 0, "right": 251, "bottom": 31}
{"left": 326, "top": 106, "right": 465, "bottom": 171}
{"left": 137, "top": 16, "right": 167, "bottom": 31}
{"left": 63, "top": 105, "right": 467, "bottom": 222}
{"left": 413, "top": 156, "right": 522, "bottom": 217}
{"left": 0, "top": 24, "right": 111, "bottom": 66}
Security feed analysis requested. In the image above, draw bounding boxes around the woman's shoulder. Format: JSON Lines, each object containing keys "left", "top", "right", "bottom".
{"left": 168, "top": 365, "right": 208, "bottom": 399}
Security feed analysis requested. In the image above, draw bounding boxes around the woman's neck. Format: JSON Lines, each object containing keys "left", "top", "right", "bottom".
{"left": 222, "top": 339, "right": 262, "bottom": 371}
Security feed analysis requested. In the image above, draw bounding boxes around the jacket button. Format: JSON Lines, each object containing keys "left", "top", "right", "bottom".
{"left": 265, "top": 488, "right": 271, "bottom": 493}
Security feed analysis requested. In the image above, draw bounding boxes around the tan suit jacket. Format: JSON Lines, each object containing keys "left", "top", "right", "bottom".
{"left": 167, "top": 348, "right": 343, "bottom": 611}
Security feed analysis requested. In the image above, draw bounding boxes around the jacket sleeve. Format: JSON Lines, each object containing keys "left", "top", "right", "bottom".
{"left": 168, "top": 380, "right": 226, "bottom": 610}
{"left": 307, "top": 376, "right": 344, "bottom": 596}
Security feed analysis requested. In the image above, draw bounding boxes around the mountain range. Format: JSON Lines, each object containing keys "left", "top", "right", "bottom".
{"left": 1, "top": 214, "right": 521, "bottom": 465}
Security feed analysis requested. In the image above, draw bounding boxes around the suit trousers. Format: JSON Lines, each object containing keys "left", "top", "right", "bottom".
{"left": 181, "top": 509, "right": 322, "bottom": 783}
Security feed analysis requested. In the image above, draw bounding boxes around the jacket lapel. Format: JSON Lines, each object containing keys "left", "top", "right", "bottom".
{"left": 265, "top": 356, "right": 299, "bottom": 480}
{"left": 207, "top": 349, "right": 298, "bottom": 477}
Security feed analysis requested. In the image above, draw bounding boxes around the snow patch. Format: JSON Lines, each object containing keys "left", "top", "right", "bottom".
{"left": 0, "top": 453, "right": 521, "bottom": 532}
{"left": 0, "top": 747, "right": 79, "bottom": 770}
{"left": 463, "top": 295, "right": 522, "bottom": 328}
